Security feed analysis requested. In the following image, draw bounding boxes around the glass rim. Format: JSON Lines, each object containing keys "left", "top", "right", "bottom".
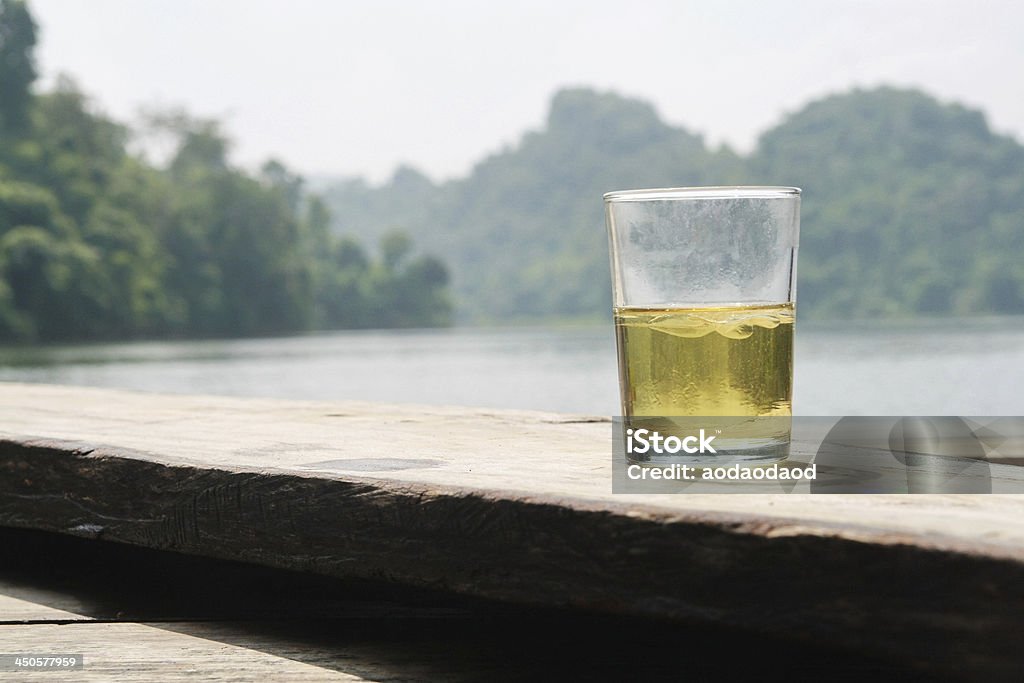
{"left": 603, "top": 186, "right": 801, "bottom": 203}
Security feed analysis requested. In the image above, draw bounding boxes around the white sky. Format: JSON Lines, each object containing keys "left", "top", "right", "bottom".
{"left": 30, "top": 0, "right": 1024, "bottom": 183}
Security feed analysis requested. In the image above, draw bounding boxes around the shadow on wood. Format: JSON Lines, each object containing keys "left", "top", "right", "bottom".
{"left": 0, "top": 528, "right": 942, "bottom": 681}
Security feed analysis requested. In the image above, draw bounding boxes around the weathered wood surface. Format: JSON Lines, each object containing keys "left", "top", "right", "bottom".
{"left": 1, "top": 623, "right": 371, "bottom": 682}
{"left": 0, "top": 527, "right": 940, "bottom": 681}
{"left": 1, "top": 382, "right": 1023, "bottom": 678}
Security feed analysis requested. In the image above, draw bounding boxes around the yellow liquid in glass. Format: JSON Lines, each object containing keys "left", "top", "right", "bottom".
{"left": 615, "top": 303, "right": 794, "bottom": 461}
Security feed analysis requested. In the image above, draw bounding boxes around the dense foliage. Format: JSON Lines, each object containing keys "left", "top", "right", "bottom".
{"left": 0, "top": 0, "right": 451, "bottom": 343}
{"left": 751, "top": 88, "right": 1024, "bottom": 317}
{"left": 322, "top": 87, "right": 1024, "bottom": 321}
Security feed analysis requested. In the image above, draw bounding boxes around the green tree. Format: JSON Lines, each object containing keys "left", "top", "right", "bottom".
{"left": 22, "top": 77, "right": 131, "bottom": 223}
{"left": 0, "top": 0, "right": 36, "bottom": 134}
{"left": 750, "top": 87, "right": 1024, "bottom": 318}
{"left": 156, "top": 115, "right": 313, "bottom": 336}
{"left": 380, "top": 230, "right": 412, "bottom": 270}
{"left": 0, "top": 226, "right": 107, "bottom": 339}
{"left": 0, "top": 0, "right": 451, "bottom": 344}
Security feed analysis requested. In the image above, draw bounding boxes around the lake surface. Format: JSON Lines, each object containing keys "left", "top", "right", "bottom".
{"left": 1, "top": 317, "right": 1022, "bottom": 416}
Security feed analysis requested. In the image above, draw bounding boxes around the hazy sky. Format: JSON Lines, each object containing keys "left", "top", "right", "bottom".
{"left": 30, "top": 0, "right": 1024, "bottom": 183}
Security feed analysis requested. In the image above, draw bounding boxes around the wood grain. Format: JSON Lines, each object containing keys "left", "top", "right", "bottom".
{"left": 0, "top": 623, "right": 366, "bottom": 682}
{"left": 1, "top": 382, "right": 1023, "bottom": 677}
{"left": 0, "top": 593, "right": 84, "bottom": 623}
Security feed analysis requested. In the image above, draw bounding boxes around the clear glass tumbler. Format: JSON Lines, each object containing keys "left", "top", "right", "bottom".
{"left": 605, "top": 186, "right": 801, "bottom": 465}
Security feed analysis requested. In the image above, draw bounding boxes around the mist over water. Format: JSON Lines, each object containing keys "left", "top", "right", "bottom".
{"left": 1, "top": 317, "right": 1022, "bottom": 416}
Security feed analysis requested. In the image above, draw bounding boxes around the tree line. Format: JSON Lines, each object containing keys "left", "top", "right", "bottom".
{"left": 6, "top": 0, "right": 1022, "bottom": 338}
{"left": 0, "top": 0, "right": 451, "bottom": 343}
{"left": 322, "top": 87, "right": 1024, "bottom": 322}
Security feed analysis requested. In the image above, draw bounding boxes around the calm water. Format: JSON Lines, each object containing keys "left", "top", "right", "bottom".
{"left": 1, "top": 318, "right": 1022, "bottom": 416}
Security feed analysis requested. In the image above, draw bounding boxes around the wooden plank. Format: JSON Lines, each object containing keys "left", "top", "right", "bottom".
{"left": 0, "top": 623, "right": 366, "bottom": 681}
{"left": 0, "top": 567, "right": 930, "bottom": 681}
{"left": 0, "top": 571, "right": 362, "bottom": 680}
{"left": 0, "top": 382, "right": 1023, "bottom": 677}
{"left": 0, "top": 593, "right": 84, "bottom": 623}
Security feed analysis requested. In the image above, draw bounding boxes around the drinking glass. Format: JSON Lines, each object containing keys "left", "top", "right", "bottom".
{"left": 605, "top": 186, "right": 801, "bottom": 465}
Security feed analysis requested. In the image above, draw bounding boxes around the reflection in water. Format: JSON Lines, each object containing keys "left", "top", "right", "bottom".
{"left": 1, "top": 317, "right": 1023, "bottom": 415}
